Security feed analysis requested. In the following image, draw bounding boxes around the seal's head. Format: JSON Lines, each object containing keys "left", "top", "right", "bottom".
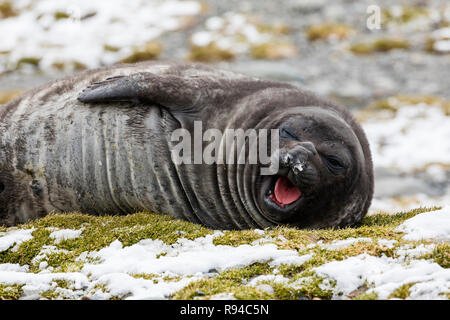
{"left": 256, "top": 106, "right": 373, "bottom": 229}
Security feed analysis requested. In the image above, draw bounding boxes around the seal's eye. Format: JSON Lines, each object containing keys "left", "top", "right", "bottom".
{"left": 280, "top": 126, "right": 299, "bottom": 141}
{"left": 323, "top": 155, "right": 344, "bottom": 171}
{"left": 0, "top": 181, "right": 4, "bottom": 194}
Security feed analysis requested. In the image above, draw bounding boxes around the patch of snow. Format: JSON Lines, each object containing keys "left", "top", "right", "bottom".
{"left": 369, "top": 191, "right": 450, "bottom": 215}
{"left": 377, "top": 239, "right": 398, "bottom": 249}
{"left": 205, "top": 16, "right": 225, "bottom": 30}
{"left": 247, "top": 274, "right": 290, "bottom": 286}
{"left": 0, "top": 231, "right": 308, "bottom": 299}
{"left": 0, "top": 228, "right": 34, "bottom": 252}
{"left": 364, "top": 105, "right": 450, "bottom": 172}
{"left": 255, "top": 284, "right": 274, "bottom": 294}
{"left": 322, "top": 237, "right": 372, "bottom": 250}
{"left": 254, "top": 229, "right": 265, "bottom": 235}
{"left": 0, "top": 263, "right": 29, "bottom": 273}
{"left": 0, "top": 270, "right": 89, "bottom": 296}
{"left": 190, "top": 12, "right": 282, "bottom": 55}
{"left": 49, "top": 228, "right": 83, "bottom": 243}
{"left": 210, "top": 293, "right": 236, "bottom": 300}
{"left": 395, "top": 206, "right": 450, "bottom": 241}
{"left": 251, "top": 236, "right": 277, "bottom": 245}
{"left": 434, "top": 40, "right": 450, "bottom": 52}
{"left": 191, "top": 31, "right": 213, "bottom": 46}
{"left": 92, "top": 273, "right": 198, "bottom": 300}
{"left": 396, "top": 244, "right": 435, "bottom": 259}
{"left": 269, "top": 254, "right": 313, "bottom": 267}
{"left": 83, "top": 233, "right": 303, "bottom": 278}
{"left": 314, "top": 254, "right": 450, "bottom": 299}
{"left": 365, "top": 103, "right": 450, "bottom": 214}
{"left": 431, "top": 27, "right": 450, "bottom": 39}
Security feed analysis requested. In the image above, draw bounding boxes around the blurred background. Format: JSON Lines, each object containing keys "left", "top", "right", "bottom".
{"left": 0, "top": 0, "right": 449, "bottom": 214}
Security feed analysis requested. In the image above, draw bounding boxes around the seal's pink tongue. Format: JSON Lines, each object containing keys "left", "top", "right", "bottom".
{"left": 269, "top": 176, "right": 302, "bottom": 208}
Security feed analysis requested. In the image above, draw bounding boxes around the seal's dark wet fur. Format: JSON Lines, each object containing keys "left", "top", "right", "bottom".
{"left": 0, "top": 62, "right": 373, "bottom": 229}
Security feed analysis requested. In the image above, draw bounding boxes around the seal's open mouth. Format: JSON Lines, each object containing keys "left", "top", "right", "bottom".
{"left": 267, "top": 176, "right": 302, "bottom": 208}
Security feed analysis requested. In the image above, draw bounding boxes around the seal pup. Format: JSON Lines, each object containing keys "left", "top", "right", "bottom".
{"left": 0, "top": 62, "right": 373, "bottom": 229}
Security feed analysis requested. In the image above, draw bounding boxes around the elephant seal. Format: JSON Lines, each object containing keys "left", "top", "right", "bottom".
{"left": 0, "top": 62, "right": 373, "bottom": 229}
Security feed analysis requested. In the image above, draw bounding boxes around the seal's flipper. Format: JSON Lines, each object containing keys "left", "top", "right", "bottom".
{"left": 78, "top": 76, "right": 136, "bottom": 103}
{"left": 78, "top": 72, "right": 203, "bottom": 112}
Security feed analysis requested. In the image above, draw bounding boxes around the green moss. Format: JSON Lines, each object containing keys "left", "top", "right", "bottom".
{"left": 425, "top": 38, "right": 437, "bottom": 53}
{"left": 420, "top": 243, "right": 449, "bottom": 268}
{"left": 131, "top": 273, "right": 184, "bottom": 283}
{"left": 348, "top": 42, "right": 373, "bottom": 55}
{"left": 258, "top": 23, "right": 291, "bottom": 35}
{"left": 54, "top": 11, "right": 70, "bottom": 20}
{"left": 277, "top": 264, "right": 306, "bottom": 278}
{"left": 213, "top": 230, "right": 266, "bottom": 246}
{"left": 306, "top": 23, "right": 354, "bottom": 41}
{"left": 188, "top": 43, "right": 235, "bottom": 62}
{"left": 440, "top": 292, "right": 450, "bottom": 299}
{"left": 349, "top": 37, "right": 410, "bottom": 55}
{"left": 17, "top": 57, "right": 41, "bottom": 68}
{"left": 360, "top": 207, "right": 439, "bottom": 227}
{"left": 120, "top": 42, "right": 162, "bottom": 63}
{"left": 373, "top": 38, "right": 410, "bottom": 52}
{"left": 40, "top": 280, "right": 73, "bottom": 299}
{"left": 213, "top": 207, "right": 435, "bottom": 250}
{"left": 388, "top": 283, "right": 416, "bottom": 299}
{"left": 0, "top": 90, "right": 22, "bottom": 105}
{"left": 51, "top": 61, "right": 87, "bottom": 71}
{"left": 354, "top": 291, "right": 378, "bottom": 300}
{"left": 0, "top": 228, "right": 52, "bottom": 269}
{"left": 250, "top": 42, "right": 297, "bottom": 60}
{"left": 0, "top": 1, "right": 16, "bottom": 19}
{"left": 382, "top": 6, "right": 429, "bottom": 25}
{"left": 0, "top": 285, "right": 24, "bottom": 300}
{"left": 278, "top": 274, "right": 333, "bottom": 300}
{"left": 368, "top": 95, "right": 450, "bottom": 115}
{"left": 104, "top": 44, "right": 120, "bottom": 52}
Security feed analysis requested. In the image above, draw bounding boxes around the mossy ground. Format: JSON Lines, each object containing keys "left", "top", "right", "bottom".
{"left": 306, "top": 23, "right": 354, "bottom": 42}
{"left": 188, "top": 43, "right": 235, "bottom": 62}
{"left": 0, "top": 1, "right": 17, "bottom": 19}
{"left": 0, "top": 90, "right": 22, "bottom": 105}
{"left": 120, "top": 41, "right": 162, "bottom": 63}
{"left": 0, "top": 206, "right": 447, "bottom": 300}
{"left": 349, "top": 38, "right": 410, "bottom": 55}
{"left": 355, "top": 94, "right": 450, "bottom": 122}
{"left": 382, "top": 6, "right": 430, "bottom": 25}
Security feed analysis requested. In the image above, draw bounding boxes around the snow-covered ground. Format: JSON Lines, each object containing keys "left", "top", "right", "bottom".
{"left": 0, "top": 0, "right": 202, "bottom": 72}
{"left": 362, "top": 103, "right": 450, "bottom": 214}
{"left": 0, "top": 207, "right": 448, "bottom": 299}
{"left": 0, "top": 0, "right": 448, "bottom": 300}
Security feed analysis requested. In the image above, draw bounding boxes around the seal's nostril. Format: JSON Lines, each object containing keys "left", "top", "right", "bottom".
{"left": 293, "top": 163, "right": 305, "bottom": 174}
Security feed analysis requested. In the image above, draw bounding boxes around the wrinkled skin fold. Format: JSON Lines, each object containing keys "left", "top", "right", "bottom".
{"left": 0, "top": 62, "right": 373, "bottom": 229}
